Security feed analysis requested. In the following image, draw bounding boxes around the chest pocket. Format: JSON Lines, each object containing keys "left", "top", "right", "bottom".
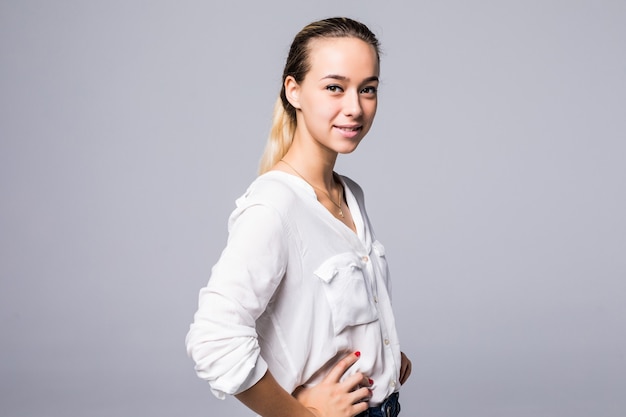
{"left": 314, "top": 253, "right": 379, "bottom": 335}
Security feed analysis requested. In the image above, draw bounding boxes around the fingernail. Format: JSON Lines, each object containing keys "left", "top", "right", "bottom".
{"left": 354, "top": 351, "right": 361, "bottom": 357}
{"left": 368, "top": 378, "right": 374, "bottom": 385}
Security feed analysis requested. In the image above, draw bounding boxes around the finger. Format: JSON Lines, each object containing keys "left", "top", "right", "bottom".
{"left": 354, "top": 373, "right": 373, "bottom": 388}
{"left": 348, "top": 386, "right": 372, "bottom": 404}
{"left": 341, "top": 371, "right": 366, "bottom": 392}
{"left": 323, "top": 351, "right": 360, "bottom": 383}
{"left": 350, "top": 400, "right": 370, "bottom": 417}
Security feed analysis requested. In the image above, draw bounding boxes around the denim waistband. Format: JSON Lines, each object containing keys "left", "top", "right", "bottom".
{"left": 356, "top": 392, "right": 401, "bottom": 417}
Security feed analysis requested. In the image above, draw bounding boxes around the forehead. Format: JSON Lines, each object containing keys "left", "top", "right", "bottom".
{"left": 306, "top": 37, "right": 379, "bottom": 78}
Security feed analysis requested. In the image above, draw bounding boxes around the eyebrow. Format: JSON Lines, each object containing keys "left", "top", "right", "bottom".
{"left": 320, "top": 74, "right": 379, "bottom": 83}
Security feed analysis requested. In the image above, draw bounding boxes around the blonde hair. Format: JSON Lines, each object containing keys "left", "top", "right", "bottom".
{"left": 258, "top": 17, "right": 381, "bottom": 174}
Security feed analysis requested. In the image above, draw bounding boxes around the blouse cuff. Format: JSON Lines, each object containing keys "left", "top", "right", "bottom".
{"left": 210, "top": 355, "right": 269, "bottom": 399}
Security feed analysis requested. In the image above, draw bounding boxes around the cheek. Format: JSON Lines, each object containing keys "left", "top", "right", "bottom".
{"left": 309, "top": 99, "right": 340, "bottom": 122}
{"left": 358, "top": 102, "right": 377, "bottom": 126}
{"left": 302, "top": 92, "right": 325, "bottom": 112}
{"left": 320, "top": 105, "right": 341, "bottom": 121}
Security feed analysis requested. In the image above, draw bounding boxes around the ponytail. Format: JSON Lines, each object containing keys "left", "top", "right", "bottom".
{"left": 259, "top": 96, "right": 296, "bottom": 174}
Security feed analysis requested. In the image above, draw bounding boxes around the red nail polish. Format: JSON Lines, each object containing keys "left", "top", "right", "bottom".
{"left": 354, "top": 351, "right": 361, "bottom": 357}
{"left": 368, "top": 378, "right": 374, "bottom": 385}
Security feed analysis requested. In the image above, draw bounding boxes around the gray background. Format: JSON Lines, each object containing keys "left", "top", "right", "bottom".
{"left": 1, "top": 1, "right": 625, "bottom": 416}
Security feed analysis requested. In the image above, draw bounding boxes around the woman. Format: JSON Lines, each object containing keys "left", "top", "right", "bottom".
{"left": 186, "top": 17, "right": 411, "bottom": 417}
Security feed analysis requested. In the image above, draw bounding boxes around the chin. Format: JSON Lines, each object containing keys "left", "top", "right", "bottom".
{"left": 336, "top": 142, "right": 362, "bottom": 155}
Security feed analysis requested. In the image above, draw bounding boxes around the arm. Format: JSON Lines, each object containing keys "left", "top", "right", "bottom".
{"left": 237, "top": 352, "right": 371, "bottom": 417}
{"left": 235, "top": 370, "right": 314, "bottom": 417}
{"left": 186, "top": 204, "right": 288, "bottom": 397}
{"left": 187, "top": 205, "right": 370, "bottom": 415}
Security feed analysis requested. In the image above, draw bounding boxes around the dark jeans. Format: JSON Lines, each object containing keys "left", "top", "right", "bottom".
{"left": 356, "top": 392, "right": 401, "bottom": 417}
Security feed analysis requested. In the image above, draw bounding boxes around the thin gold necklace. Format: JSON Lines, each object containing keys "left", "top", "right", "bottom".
{"left": 280, "top": 159, "right": 345, "bottom": 218}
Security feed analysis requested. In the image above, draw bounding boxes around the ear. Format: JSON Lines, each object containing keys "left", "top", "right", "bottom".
{"left": 284, "top": 76, "right": 301, "bottom": 109}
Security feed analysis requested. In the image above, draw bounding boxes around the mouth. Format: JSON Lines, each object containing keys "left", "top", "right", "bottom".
{"left": 334, "top": 125, "right": 362, "bottom": 132}
{"left": 334, "top": 124, "right": 363, "bottom": 139}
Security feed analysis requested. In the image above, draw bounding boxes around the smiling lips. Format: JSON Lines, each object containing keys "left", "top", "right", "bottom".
{"left": 334, "top": 124, "right": 362, "bottom": 138}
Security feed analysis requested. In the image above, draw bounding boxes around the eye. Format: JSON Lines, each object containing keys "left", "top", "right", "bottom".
{"left": 326, "top": 85, "right": 344, "bottom": 93}
{"left": 360, "top": 86, "right": 378, "bottom": 95}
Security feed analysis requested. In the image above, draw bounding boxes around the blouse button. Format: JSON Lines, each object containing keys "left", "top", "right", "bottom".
{"left": 373, "top": 296, "right": 378, "bottom": 303}
{"left": 362, "top": 255, "right": 369, "bottom": 262}
{"left": 384, "top": 338, "right": 390, "bottom": 345}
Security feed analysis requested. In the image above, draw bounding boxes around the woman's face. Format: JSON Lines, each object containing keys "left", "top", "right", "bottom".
{"left": 286, "top": 37, "right": 379, "bottom": 155}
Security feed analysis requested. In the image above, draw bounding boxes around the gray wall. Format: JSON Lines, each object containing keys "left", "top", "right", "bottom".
{"left": 1, "top": 1, "right": 625, "bottom": 416}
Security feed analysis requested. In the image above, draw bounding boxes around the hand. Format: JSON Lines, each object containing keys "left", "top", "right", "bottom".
{"left": 293, "top": 351, "right": 372, "bottom": 417}
{"left": 399, "top": 351, "right": 412, "bottom": 385}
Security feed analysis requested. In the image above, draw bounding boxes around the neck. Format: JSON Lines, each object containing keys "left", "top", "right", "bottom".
{"left": 282, "top": 139, "right": 338, "bottom": 191}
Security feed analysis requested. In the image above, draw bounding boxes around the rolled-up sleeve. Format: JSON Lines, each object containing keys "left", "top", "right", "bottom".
{"left": 185, "top": 203, "right": 289, "bottom": 399}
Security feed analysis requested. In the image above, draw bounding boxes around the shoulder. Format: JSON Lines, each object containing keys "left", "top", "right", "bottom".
{"left": 236, "top": 171, "right": 301, "bottom": 212}
{"left": 227, "top": 172, "right": 299, "bottom": 234}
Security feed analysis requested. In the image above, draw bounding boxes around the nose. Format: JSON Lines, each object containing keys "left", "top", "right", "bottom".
{"left": 343, "top": 91, "right": 363, "bottom": 118}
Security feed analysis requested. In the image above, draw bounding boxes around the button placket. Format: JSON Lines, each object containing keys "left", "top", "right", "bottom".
{"left": 360, "top": 252, "right": 378, "bottom": 306}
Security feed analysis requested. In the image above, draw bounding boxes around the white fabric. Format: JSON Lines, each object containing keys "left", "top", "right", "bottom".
{"left": 186, "top": 171, "right": 401, "bottom": 405}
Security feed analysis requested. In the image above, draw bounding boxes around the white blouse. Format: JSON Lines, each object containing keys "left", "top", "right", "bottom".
{"left": 186, "top": 171, "right": 401, "bottom": 405}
